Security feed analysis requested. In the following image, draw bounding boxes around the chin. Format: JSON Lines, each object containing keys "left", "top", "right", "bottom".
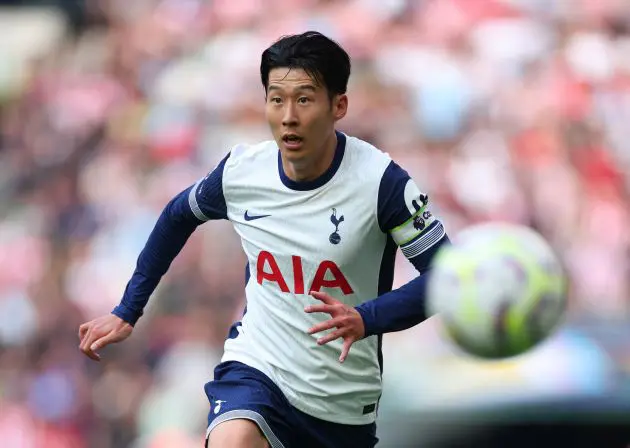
{"left": 280, "top": 143, "right": 308, "bottom": 157}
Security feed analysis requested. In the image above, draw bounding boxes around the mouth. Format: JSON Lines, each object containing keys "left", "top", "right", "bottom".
{"left": 281, "top": 133, "right": 304, "bottom": 150}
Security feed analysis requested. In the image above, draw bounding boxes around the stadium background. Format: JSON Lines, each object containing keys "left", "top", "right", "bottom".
{"left": 0, "top": 0, "right": 629, "bottom": 446}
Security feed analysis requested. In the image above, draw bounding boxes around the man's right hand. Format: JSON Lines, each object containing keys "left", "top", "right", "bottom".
{"left": 78, "top": 314, "right": 133, "bottom": 361}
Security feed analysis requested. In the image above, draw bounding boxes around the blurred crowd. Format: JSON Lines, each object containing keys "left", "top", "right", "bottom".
{"left": 0, "top": 0, "right": 629, "bottom": 446}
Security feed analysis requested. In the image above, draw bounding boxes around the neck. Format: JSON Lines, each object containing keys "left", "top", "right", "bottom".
{"left": 283, "top": 131, "right": 337, "bottom": 182}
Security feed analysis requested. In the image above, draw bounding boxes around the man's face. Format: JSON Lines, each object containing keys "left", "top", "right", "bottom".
{"left": 265, "top": 67, "right": 347, "bottom": 166}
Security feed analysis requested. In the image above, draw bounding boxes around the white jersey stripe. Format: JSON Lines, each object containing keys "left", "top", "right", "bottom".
{"left": 189, "top": 178, "right": 210, "bottom": 221}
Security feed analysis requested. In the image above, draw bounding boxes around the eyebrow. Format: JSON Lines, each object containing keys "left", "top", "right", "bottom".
{"left": 267, "top": 84, "right": 318, "bottom": 93}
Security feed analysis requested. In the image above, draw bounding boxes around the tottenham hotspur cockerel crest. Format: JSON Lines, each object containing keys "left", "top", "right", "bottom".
{"left": 329, "top": 208, "right": 344, "bottom": 245}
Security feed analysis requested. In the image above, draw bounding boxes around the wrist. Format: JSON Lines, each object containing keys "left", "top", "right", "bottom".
{"left": 111, "top": 304, "right": 140, "bottom": 326}
{"left": 355, "top": 304, "right": 376, "bottom": 338}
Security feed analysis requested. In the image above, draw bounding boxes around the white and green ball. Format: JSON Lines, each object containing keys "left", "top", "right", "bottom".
{"left": 427, "top": 223, "right": 568, "bottom": 359}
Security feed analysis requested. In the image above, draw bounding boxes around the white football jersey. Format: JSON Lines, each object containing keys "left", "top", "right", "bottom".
{"left": 188, "top": 132, "right": 446, "bottom": 424}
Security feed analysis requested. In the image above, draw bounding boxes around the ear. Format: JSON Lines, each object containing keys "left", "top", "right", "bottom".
{"left": 333, "top": 94, "right": 348, "bottom": 121}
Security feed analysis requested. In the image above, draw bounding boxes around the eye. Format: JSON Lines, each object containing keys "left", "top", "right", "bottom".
{"left": 297, "top": 97, "right": 310, "bottom": 104}
{"left": 269, "top": 97, "right": 282, "bottom": 104}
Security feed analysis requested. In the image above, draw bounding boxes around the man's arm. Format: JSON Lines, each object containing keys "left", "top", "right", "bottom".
{"left": 112, "top": 154, "right": 230, "bottom": 325}
{"left": 355, "top": 161, "right": 449, "bottom": 337}
{"left": 78, "top": 154, "right": 230, "bottom": 361}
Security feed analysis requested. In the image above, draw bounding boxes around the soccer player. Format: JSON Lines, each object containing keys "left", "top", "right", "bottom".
{"left": 78, "top": 31, "right": 449, "bottom": 448}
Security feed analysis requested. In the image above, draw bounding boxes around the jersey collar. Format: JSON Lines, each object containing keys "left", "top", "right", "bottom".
{"left": 278, "top": 131, "right": 346, "bottom": 191}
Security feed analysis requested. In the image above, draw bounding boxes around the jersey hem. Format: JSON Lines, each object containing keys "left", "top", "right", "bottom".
{"left": 287, "top": 396, "right": 377, "bottom": 426}
{"left": 220, "top": 352, "right": 379, "bottom": 426}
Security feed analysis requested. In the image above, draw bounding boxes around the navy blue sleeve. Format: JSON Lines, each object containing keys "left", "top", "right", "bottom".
{"left": 355, "top": 161, "right": 450, "bottom": 337}
{"left": 356, "top": 274, "right": 430, "bottom": 337}
{"left": 111, "top": 154, "right": 229, "bottom": 325}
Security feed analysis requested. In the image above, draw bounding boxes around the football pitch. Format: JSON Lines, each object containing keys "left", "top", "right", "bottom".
{"left": 376, "top": 318, "right": 630, "bottom": 447}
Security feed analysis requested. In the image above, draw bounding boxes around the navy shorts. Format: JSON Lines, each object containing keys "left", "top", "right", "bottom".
{"left": 203, "top": 361, "right": 378, "bottom": 448}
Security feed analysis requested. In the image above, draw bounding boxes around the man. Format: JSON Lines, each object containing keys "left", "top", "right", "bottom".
{"left": 79, "top": 31, "right": 449, "bottom": 448}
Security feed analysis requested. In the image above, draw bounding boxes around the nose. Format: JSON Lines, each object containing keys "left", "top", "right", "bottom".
{"left": 282, "top": 102, "right": 299, "bottom": 127}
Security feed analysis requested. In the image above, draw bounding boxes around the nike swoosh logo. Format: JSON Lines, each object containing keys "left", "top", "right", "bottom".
{"left": 244, "top": 210, "right": 271, "bottom": 221}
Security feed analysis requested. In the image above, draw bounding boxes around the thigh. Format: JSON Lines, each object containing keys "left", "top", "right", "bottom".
{"left": 293, "top": 407, "right": 379, "bottom": 448}
{"left": 204, "top": 361, "right": 294, "bottom": 448}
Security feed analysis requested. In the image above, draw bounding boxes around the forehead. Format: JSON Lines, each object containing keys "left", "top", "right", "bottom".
{"left": 267, "top": 67, "right": 321, "bottom": 89}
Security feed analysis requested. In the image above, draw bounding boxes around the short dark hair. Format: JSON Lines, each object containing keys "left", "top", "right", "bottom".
{"left": 260, "top": 31, "right": 351, "bottom": 97}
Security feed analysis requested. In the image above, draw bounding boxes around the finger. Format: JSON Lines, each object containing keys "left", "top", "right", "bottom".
{"left": 79, "top": 328, "right": 101, "bottom": 361}
{"left": 310, "top": 291, "right": 337, "bottom": 305}
{"left": 317, "top": 328, "right": 349, "bottom": 346}
{"left": 90, "top": 330, "right": 117, "bottom": 352}
{"left": 304, "top": 304, "right": 337, "bottom": 315}
{"left": 83, "top": 348, "right": 101, "bottom": 361}
{"left": 80, "top": 341, "right": 101, "bottom": 361}
{"left": 78, "top": 323, "right": 90, "bottom": 340}
{"left": 79, "top": 327, "right": 92, "bottom": 351}
{"left": 308, "top": 317, "right": 343, "bottom": 335}
{"left": 339, "top": 338, "right": 354, "bottom": 363}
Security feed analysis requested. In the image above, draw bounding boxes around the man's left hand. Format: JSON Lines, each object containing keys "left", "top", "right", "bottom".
{"left": 305, "top": 291, "right": 366, "bottom": 363}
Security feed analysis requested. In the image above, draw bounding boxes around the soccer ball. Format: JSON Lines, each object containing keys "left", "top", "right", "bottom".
{"left": 427, "top": 222, "right": 568, "bottom": 359}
